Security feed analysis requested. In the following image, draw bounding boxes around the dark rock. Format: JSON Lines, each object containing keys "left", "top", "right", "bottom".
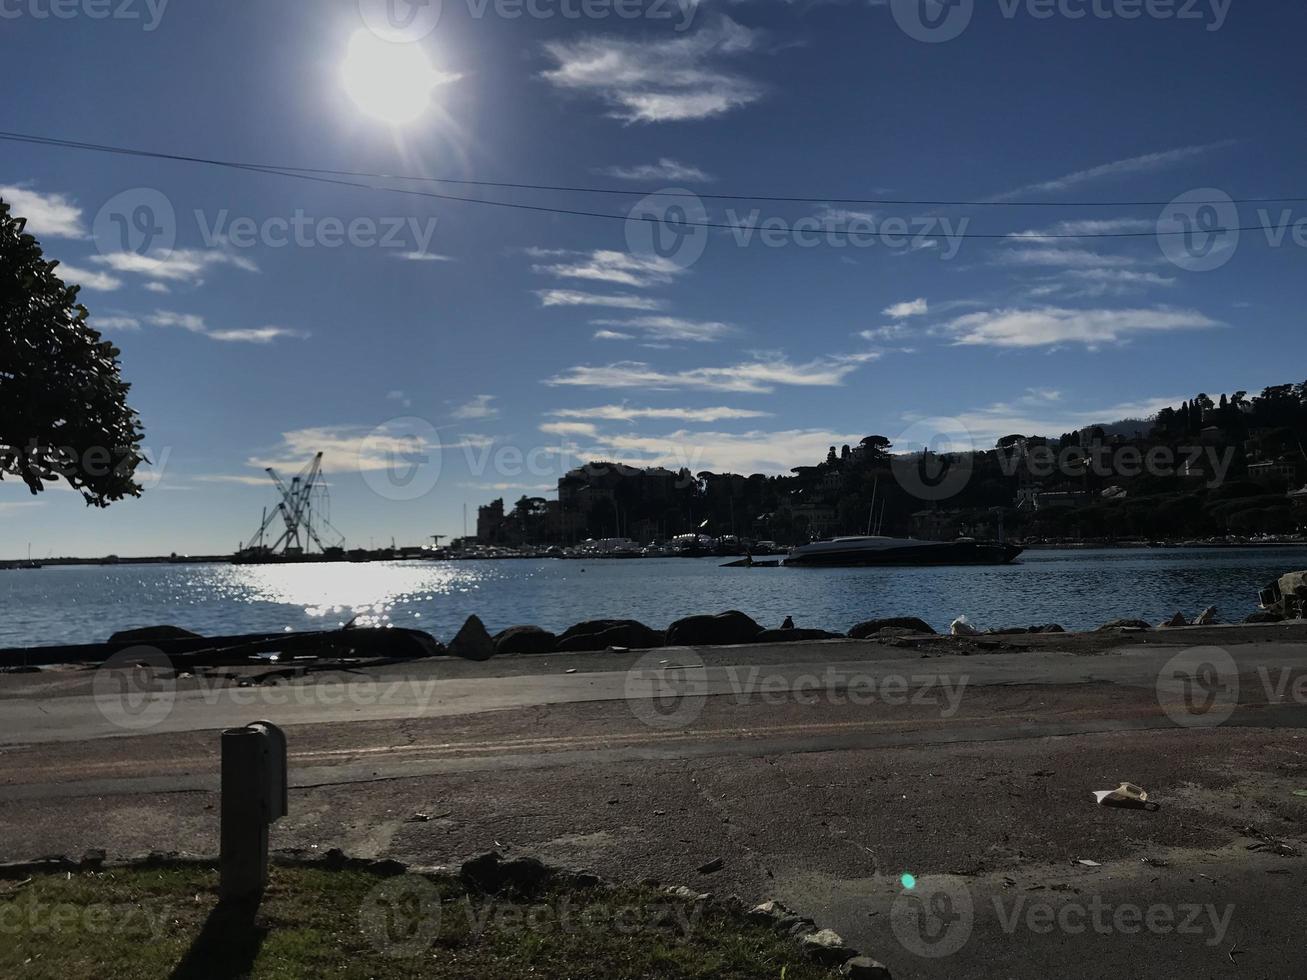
{"left": 108, "top": 625, "right": 202, "bottom": 644}
{"left": 366, "top": 858, "right": 409, "bottom": 877}
{"left": 554, "top": 620, "right": 664, "bottom": 652}
{"left": 81, "top": 849, "right": 107, "bottom": 869}
{"left": 666, "top": 610, "right": 763, "bottom": 646}
{"left": 1245, "top": 611, "right": 1284, "bottom": 624}
{"left": 754, "top": 628, "right": 844, "bottom": 643}
{"left": 461, "top": 851, "right": 553, "bottom": 895}
{"left": 1038, "top": 624, "right": 1066, "bottom": 633}
{"left": 849, "top": 617, "right": 936, "bottom": 639}
{"left": 449, "top": 615, "right": 496, "bottom": 661}
{"left": 781, "top": 616, "right": 795, "bottom": 630}
{"left": 493, "top": 625, "right": 557, "bottom": 655}
{"left": 841, "top": 956, "right": 892, "bottom": 979}
{"left": 1095, "top": 619, "right": 1152, "bottom": 632}
{"left": 872, "top": 627, "right": 921, "bottom": 639}
{"left": 697, "top": 857, "right": 724, "bottom": 875}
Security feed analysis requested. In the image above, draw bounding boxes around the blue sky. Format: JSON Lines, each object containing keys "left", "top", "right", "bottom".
{"left": 2, "top": 0, "right": 1305, "bottom": 557}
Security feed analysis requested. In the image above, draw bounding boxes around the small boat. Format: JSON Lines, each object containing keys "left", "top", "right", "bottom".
{"left": 784, "top": 535, "right": 1022, "bottom": 567}
{"left": 720, "top": 557, "right": 780, "bottom": 568}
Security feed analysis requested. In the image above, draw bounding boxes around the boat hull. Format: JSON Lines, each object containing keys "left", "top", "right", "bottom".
{"left": 784, "top": 541, "right": 1023, "bottom": 568}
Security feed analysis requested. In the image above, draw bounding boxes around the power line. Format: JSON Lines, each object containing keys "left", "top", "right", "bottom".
{"left": 0, "top": 130, "right": 1280, "bottom": 239}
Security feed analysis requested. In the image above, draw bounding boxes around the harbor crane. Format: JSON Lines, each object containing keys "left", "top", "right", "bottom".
{"left": 242, "top": 453, "right": 344, "bottom": 556}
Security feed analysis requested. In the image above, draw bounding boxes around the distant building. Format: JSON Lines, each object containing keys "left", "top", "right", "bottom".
{"left": 1249, "top": 458, "right": 1305, "bottom": 488}
{"left": 476, "top": 498, "right": 508, "bottom": 544}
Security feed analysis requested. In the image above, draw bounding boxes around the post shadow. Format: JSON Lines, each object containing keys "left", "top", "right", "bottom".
{"left": 169, "top": 896, "right": 268, "bottom": 980}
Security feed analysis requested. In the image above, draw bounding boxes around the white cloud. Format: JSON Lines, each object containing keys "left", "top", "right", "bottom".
{"left": 540, "top": 16, "right": 764, "bottom": 123}
{"left": 93, "top": 248, "right": 257, "bottom": 285}
{"left": 586, "top": 427, "right": 869, "bottom": 475}
{"left": 546, "top": 352, "right": 878, "bottom": 393}
{"left": 550, "top": 405, "right": 771, "bottom": 423}
{"left": 940, "top": 306, "right": 1220, "bottom": 349}
{"left": 590, "top": 315, "right": 734, "bottom": 343}
{"left": 533, "top": 250, "right": 682, "bottom": 288}
{"left": 386, "top": 390, "right": 413, "bottom": 409}
{"left": 0, "top": 185, "right": 85, "bottom": 238}
{"left": 452, "top": 395, "right": 499, "bottom": 421}
{"left": 249, "top": 423, "right": 441, "bottom": 474}
{"left": 989, "top": 142, "right": 1236, "bottom": 201}
{"left": 143, "top": 282, "right": 171, "bottom": 294}
{"left": 942, "top": 393, "right": 1189, "bottom": 446}
{"left": 90, "top": 315, "right": 141, "bottom": 331}
{"left": 208, "top": 327, "right": 308, "bottom": 343}
{"left": 884, "top": 298, "right": 928, "bottom": 319}
{"left": 537, "top": 289, "right": 665, "bottom": 311}
{"left": 54, "top": 262, "right": 122, "bottom": 291}
{"left": 147, "top": 310, "right": 208, "bottom": 332}
{"left": 393, "top": 251, "right": 453, "bottom": 262}
{"left": 1007, "top": 218, "right": 1156, "bottom": 239}
{"left": 146, "top": 310, "right": 305, "bottom": 343}
{"left": 995, "top": 245, "right": 1141, "bottom": 269}
{"left": 594, "top": 159, "right": 715, "bottom": 182}
{"left": 540, "top": 421, "right": 599, "bottom": 438}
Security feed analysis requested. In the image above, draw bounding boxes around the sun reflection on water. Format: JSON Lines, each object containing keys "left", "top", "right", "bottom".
{"left": 211, "top": 561, "right": 492, "bottom": 629}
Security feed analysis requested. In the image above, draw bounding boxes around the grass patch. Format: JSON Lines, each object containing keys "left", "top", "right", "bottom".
{"left": 0, "top": 864, "right": 838, "bottom": 979}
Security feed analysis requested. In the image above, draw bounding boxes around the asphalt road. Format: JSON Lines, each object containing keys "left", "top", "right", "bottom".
{"left": 2, "top": 627, "right": 1306, "bottom": 978}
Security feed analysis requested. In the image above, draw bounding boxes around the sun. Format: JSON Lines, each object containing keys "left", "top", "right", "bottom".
{"left": 341, "top": 30, "right": 440, "bottom": 126}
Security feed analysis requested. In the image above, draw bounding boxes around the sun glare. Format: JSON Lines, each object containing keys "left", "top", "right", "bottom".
{"left": 341, "top": 30, "right": 439, "bottom": 126}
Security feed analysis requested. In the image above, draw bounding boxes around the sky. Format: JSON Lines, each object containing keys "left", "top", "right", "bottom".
{"left": 2, "top": 0, "right": 1306, "bottom": 557}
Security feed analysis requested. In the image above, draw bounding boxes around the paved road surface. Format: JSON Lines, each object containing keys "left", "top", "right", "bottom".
{"left": 2, "top": 627, "right": 1306, "bottom": 977}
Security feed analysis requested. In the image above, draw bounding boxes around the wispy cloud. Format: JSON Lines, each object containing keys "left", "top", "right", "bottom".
{"left": 0, "top": 184, "right": 85, "bottom": 238}
{"left": 540, "top": 16, "right": 764, "bottom": 123}
{"left": 994, "top": 246, "right": 1141, "bottom": 269}
{"left": 545, "top": 352, "right": 878, "bottom": 393}
{"left": 533, "top": 249, "right": 682, "bottom": 288}
{"left": 537, "top": 289, "right": 666, "bottom": 311}
{"left": 539, "top": 421, "right": 599, "bottom": 438}
{"left": 939, "top": 392, "right": 1189, "bottom": 446}
{"left": 1007, "top": 218, "right": 1156, "bottom": 239}
{"left": 392, "top": 250, "right": 453, "bottom": 262}
{"left": 583, "top": 427, "right": 869, "bottom": 475}
{"left": 90, "top": 314, "right": 141, "bottom": 331}
{"left": 590, "top": 315, "right": 735, "bottom": 343}
{"left": 594, "top": 159, "right": 715, "bottom": 182}
{"left": 93, "top": 248, "right": 257, "bottom": 285}
{"left": 550, "top": 405, "right": 771, "bottom": 423}
{"left": 208, "top": 326, "right": 308, "bottom": 343}
{"left": 54, "top": 262, "right": 122, "bottom": 291}
{"left": 146, "top": 310, "right": 306, "bottom": 343}
{"left": 940, "top": 306, "right": 1220, "bottom": 349}
{"left": 451, "top": 394, "right": 500, "bottom": 421}
{"left": 884, "top": 298, "right": 928, "bottom": 319}
{"left": 989, "top": 142, "right": 1235, "bottom": 201}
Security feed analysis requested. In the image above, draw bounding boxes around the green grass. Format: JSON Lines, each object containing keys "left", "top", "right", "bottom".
{"left": 0, "top": 865, "right": 838, "bottom": 979}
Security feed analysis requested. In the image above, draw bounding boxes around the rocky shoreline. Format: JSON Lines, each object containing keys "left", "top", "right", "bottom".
{"left": 442, "top": 605, "right": 1299, "bottom": 662}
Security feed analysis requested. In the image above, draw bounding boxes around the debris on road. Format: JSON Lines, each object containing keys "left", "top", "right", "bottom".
{"left": 1093, "top": 782, "right": 1157, "bottom": 810}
